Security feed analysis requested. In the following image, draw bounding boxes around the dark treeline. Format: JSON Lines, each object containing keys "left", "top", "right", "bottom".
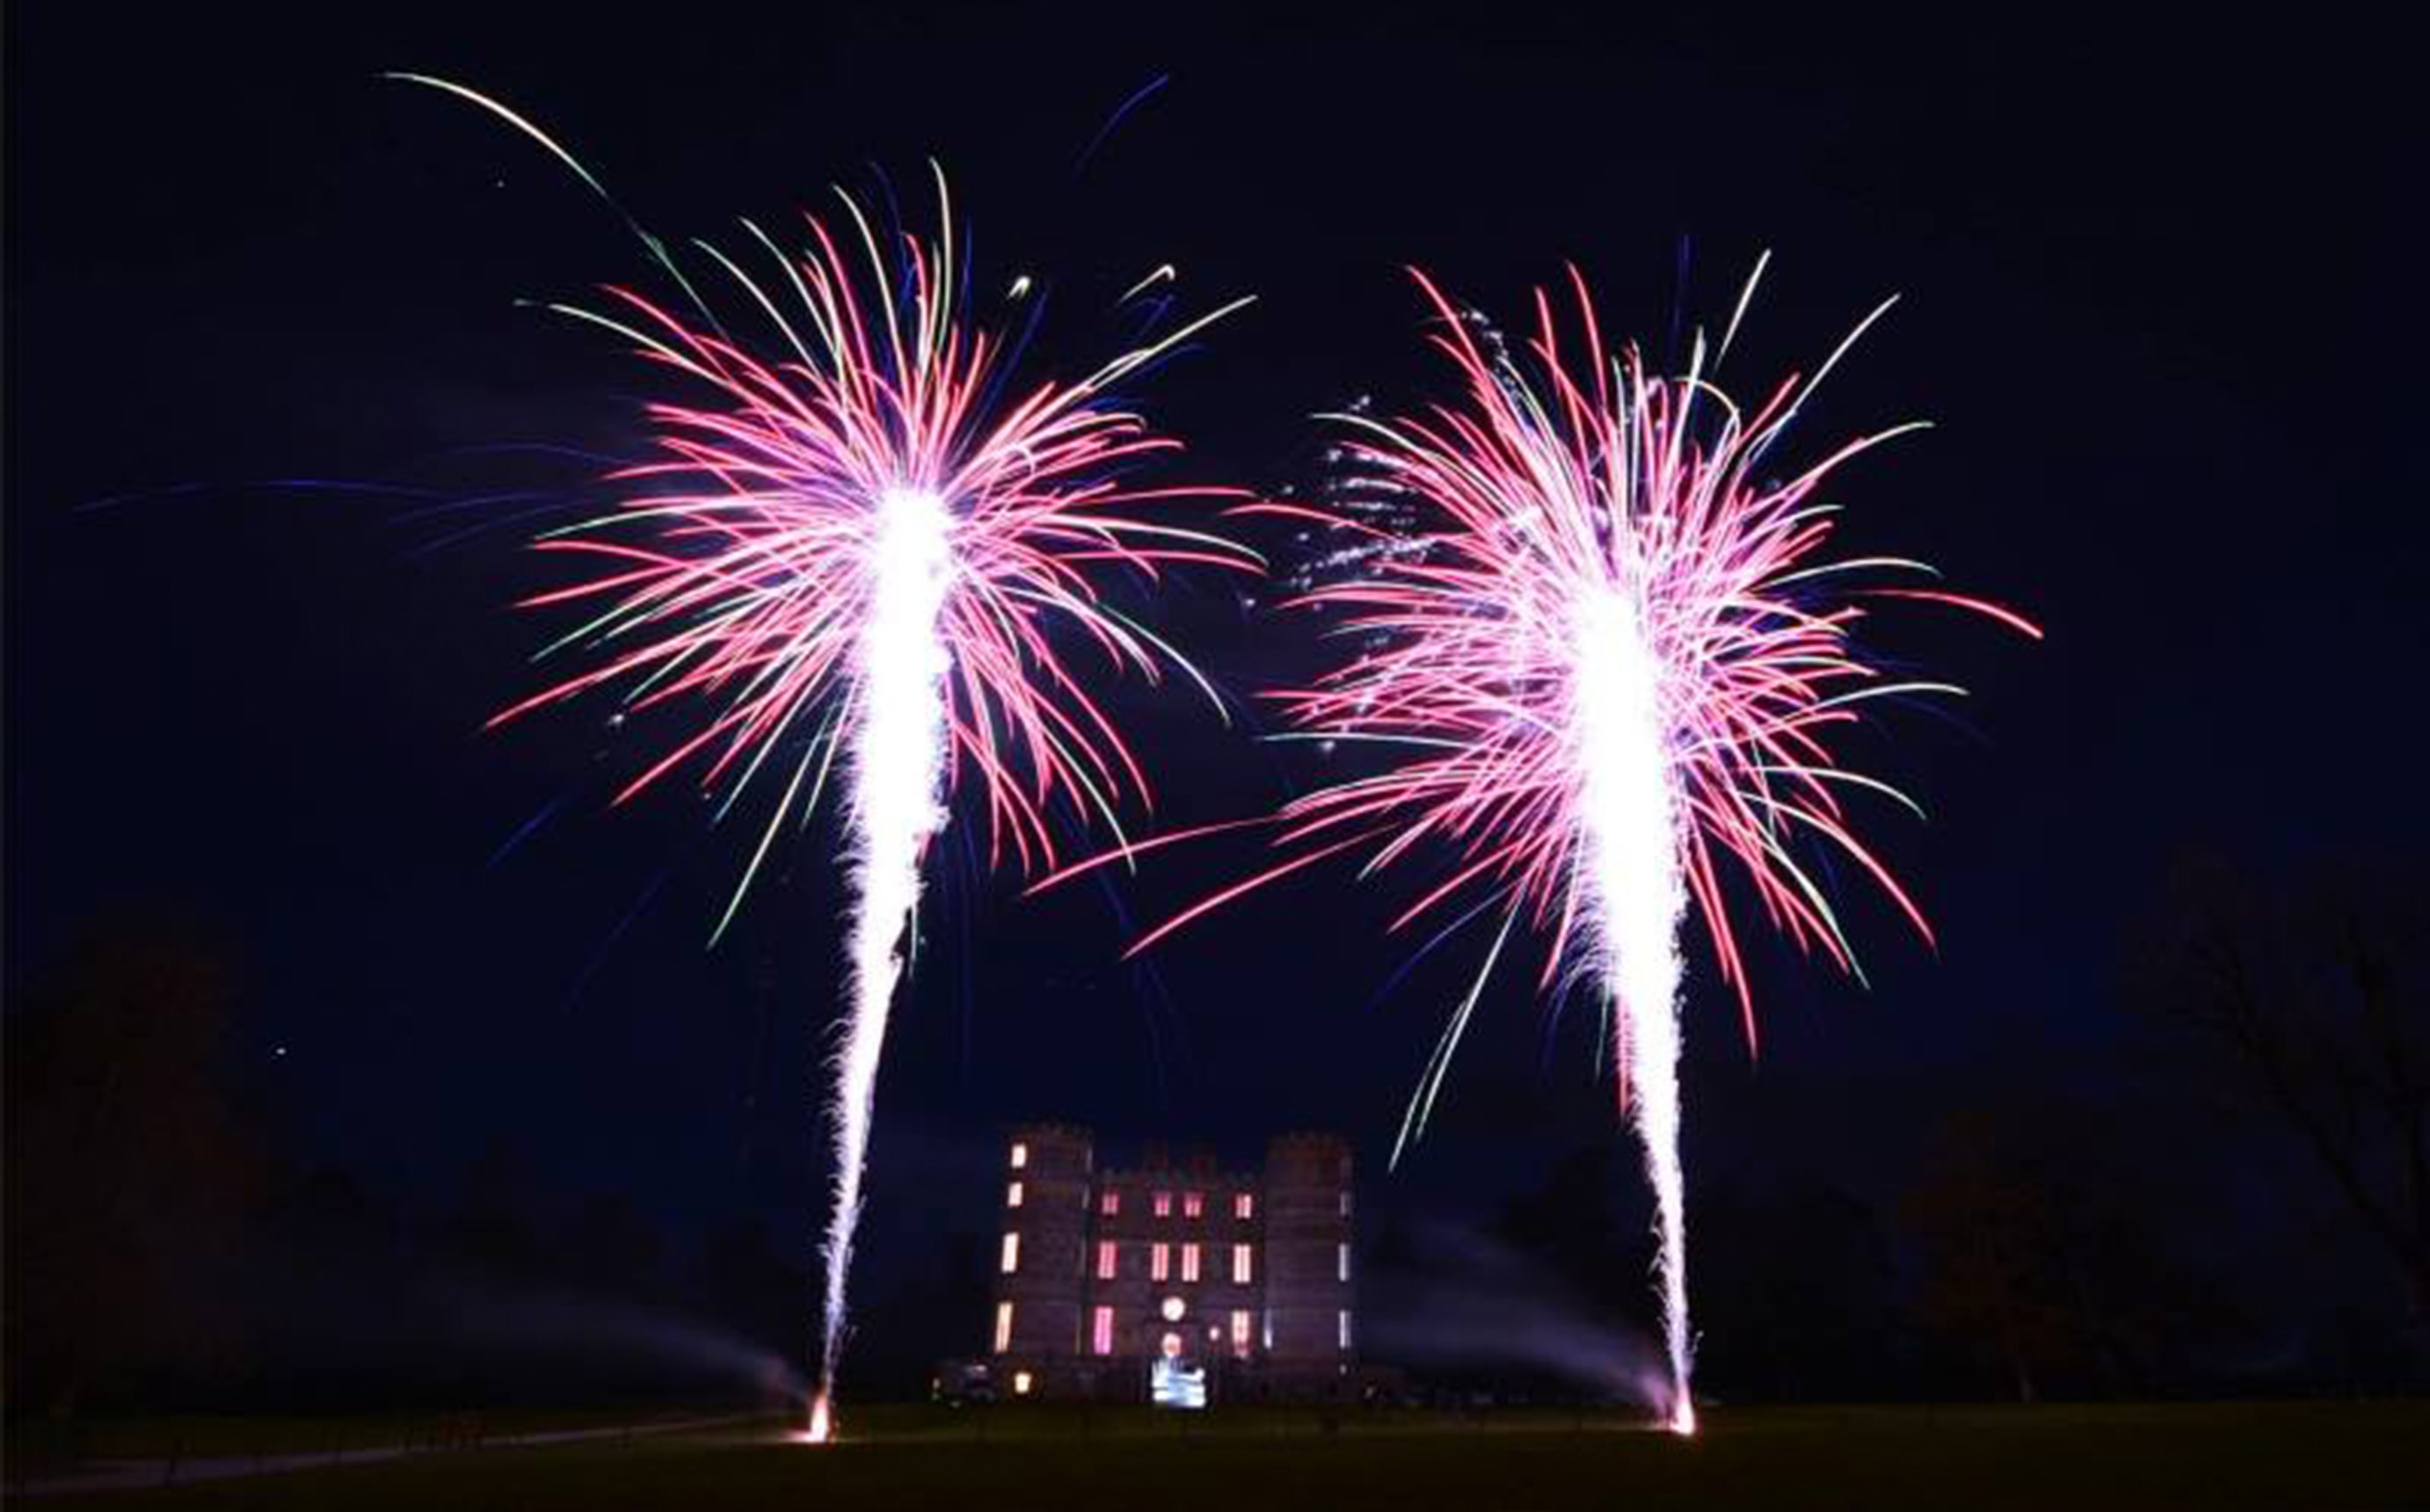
{"left": 2, "top": 913, "right": 984, "bottom": 1421}
{"left": 1359, "top": 852, "right": 2430, "bottom": 1406}
{"left": 8, "top": 853, "right": 2426, "bottom": 1419}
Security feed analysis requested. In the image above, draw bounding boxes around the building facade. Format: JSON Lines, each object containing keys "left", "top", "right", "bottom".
{"left": 987, "top": 1124, "right": 1357, "bottom": 1402}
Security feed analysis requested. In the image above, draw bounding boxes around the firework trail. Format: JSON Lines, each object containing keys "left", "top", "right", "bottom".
{"left": 393, "top": 80, "right": 1257, "bottom": 1440}
{"left": 1063, "top": 263, "right": 2034, "bottom": 1430}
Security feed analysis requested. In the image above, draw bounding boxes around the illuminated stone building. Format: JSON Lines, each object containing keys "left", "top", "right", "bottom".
{"left": 986, "top": 1125, "right": 1357, "bottom": 1402}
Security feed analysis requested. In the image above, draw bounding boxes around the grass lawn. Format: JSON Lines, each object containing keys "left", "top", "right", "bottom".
{"left": 21, "top": 1401, "right": 2428, "bottom": 1509}
{"left": 5, "top": 1406, "right": 724, "bottom": 1463}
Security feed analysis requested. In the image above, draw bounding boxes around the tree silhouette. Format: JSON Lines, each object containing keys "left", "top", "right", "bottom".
{"left": 4, "top": 913, "right": 267, "bottom": 1417}
{"left": 2145, "top": 857, "right": 2430, "bottom": 1330}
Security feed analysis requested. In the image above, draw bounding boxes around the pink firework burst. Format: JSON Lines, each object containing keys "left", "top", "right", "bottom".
{"left": 489, "top": 166, "right": 1256, "bottom": 1437}
{"left": 1087, "top": 260, "right": 2035, "bottom": 1429}
{"left": 497, "top": 189, "right": 1254, "bottom": 896}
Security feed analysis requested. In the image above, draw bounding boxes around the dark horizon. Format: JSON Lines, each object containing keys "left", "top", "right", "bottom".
{"left": 9, "top": 3, "right": 2426, "bottom": 1414}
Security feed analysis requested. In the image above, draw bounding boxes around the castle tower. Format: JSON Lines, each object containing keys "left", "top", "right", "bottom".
{"left": 1261, "top": 1132, "right": 1356, "bottom": 1387}
{"left": 991, "top": 1123, "right": 1092, "bottom": 1378}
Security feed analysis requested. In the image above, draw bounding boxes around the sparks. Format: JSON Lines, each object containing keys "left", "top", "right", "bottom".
{"left": 468, "top": 144, "right": 1256, "bottom": 1436}
{"left": 822, "top": 484, "right": 954, "bottom": 1442}
{"left": 1205, "top": 263, "right": 2036, "bottom": 1425}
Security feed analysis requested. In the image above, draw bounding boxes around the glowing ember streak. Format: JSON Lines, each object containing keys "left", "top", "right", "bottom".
{"left": 1117, "top": 263, "right": 2036, "bottom": 1428}
{"left": 1571, "top": 586, "right": 1693, "bottom": 1416}
{"left": 814, "top": 486, "right": 953, "bottom": 1442}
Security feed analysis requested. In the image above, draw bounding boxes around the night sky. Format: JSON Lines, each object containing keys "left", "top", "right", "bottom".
{"left": 11, "top": 4, "right": 2426, "bottom": 1381}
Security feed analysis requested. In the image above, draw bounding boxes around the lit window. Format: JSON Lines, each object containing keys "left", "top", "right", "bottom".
{"left": 1338, "top": 1242, "right": 1350, "bottom": 1282}
{"left": 1230, "top": 1309, "right": 1253, "bottom": 1356}
{"left": 1152, "top": 1242, "right": 1170, "bottom": 1282}
{"left": 1096, "top": 1240, "right": 1118, "bottom": 1281}
{"left": 1000, "top": 1232, "right": 1021, "bottom": 1275}
{"left": 1232, "top": 1244, "right": 1254, "bottom": 1284}
{"left": 1233, "top": 1192, "right": 1255, "bottom": 1220}
{"left": 1183, "top": 1191, "right": 1204, "bottom": 1219}
{"left": 1338, "top": 1190, "right": 1352, "bottom": 1218}
{"left": 1182, "top": 1243, "right": 1201, "bottom": 1283}
{"left": 1338, "top": 1309, "right": 1352, "bottom": 1351}
{"left": 1100, "top": 1189, "right": 1121, "bottom": 1217}
{"left": 1153, "top": 1190, "right": 1172, "bottom": 1218}
{"left": 1010, "top": 1142, "right": 1028, "bottom": 1170}
{"left": 1013, "top": 1370, "right": 1034, "bottom": 1396}
{"left": 1007, "top": 1181, "right": 1024, "bottom": 1209}
{"left": 993, "top": 1301, "right": 1015, "bottom": 1353}
{"left": 1091, "top": 1305, "right": 1115, "bottom": 1356}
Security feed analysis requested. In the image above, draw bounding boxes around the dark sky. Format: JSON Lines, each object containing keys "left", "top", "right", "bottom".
{"left": 9, "top": 3, "right": 2426, "bottom": 1340}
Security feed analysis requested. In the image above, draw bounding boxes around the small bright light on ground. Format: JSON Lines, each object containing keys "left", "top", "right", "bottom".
{"left": 802, "top": 1396, "right": 834, "bottom": 1444}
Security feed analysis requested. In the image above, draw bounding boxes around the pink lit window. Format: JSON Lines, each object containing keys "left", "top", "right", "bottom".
{"left": 1007, "top": 1181, "right": 1024, "bottom": 1209}
{"left": 1232, "top": 1243, "right": 1254, "bottom": 1284}
{"left": 1009, "top": 1142, "right": 1028, "bottom": 1169}
{"left": 1000, "top": 1232, "right": 1020, "bottom": 1275}
{"left": 1100, "top": 1189, "right": 1121, "bottom": 1217}
{"left": 1183, "top": 1191, "right": 1204, "bottom": 1219}
{"left": 1092, "top": 1305, "right": 1115, "bottom": 1356}
{"left": 1233, "top": 1192, "right": 1255, "bottom": 1220}
{"left": 1338, "top": 1242, "right": 1351, "bottom": 1282}
{"left": 1151, "top": 1242, "right": 1170, "bottom": 1282}
{"left": 1230, "top": 1309, "right": 1253, "bottom": 1356}
{"left": 1338, "top": 1309, "right": 1353, "bottom": 1351}
{"left": 1096, "top": 1241, "right": 1118, "bottom": 1281}
{"left": 1153, "top": 1190, "right": 1172, "bottom": 1218}
{"left": 1181, "top": 1243, "right": 1201, "bottom": 1283}
{"left": 993, "top": 1301, "right": 1015, "bottom": 1354}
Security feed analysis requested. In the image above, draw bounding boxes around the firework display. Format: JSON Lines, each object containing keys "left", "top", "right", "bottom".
{"left": 436, "top": 90, "right": 1257, "bottom": 1433}
{"left": 394, "top": 72, "right": 2034, "bottom": 1438}
{"left": 1117, "top": 264, "right": 2035, "bottom": 1430}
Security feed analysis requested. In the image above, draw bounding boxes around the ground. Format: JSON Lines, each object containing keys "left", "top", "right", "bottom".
{"left": 14, "top": 1402, "right": 2428, "bottom": 1509}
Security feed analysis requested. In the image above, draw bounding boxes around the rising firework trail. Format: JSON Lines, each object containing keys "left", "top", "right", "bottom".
{"left": 391, "top": 76, "right": 1258, "bottom": 1442}
{"left": 1059, "top": 262, "right": 2035, "bottom": 1431}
